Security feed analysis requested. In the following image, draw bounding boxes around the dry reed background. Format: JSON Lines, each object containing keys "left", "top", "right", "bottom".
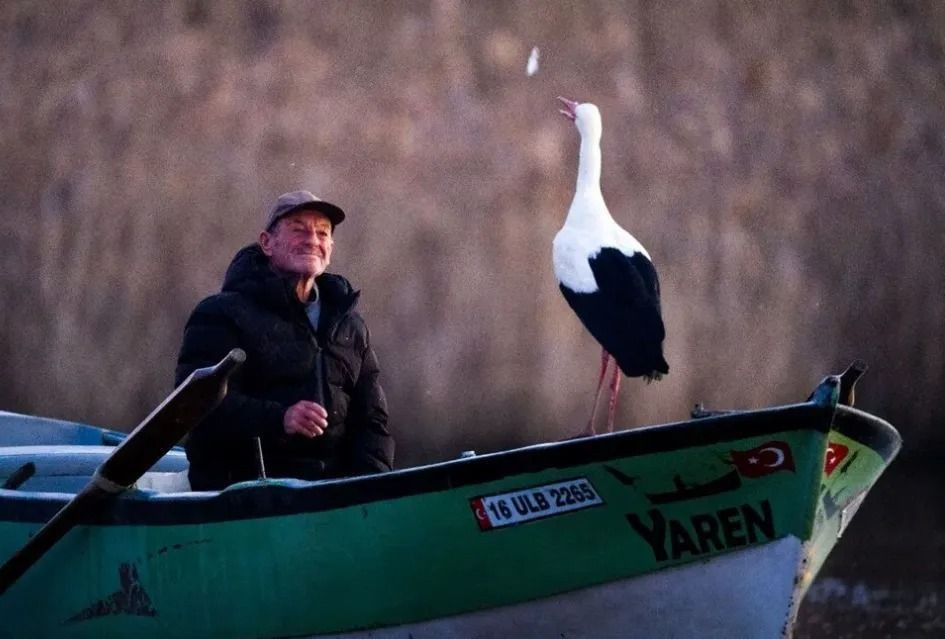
{"left": 2, "top": 2, "right": 944, "bottom": 635}
{"left": 1, "top": 0, "right": 943, "bottom": 470}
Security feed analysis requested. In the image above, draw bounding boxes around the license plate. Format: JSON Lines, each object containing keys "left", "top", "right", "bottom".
{"left": 469, "top": 477, "right": 604, "bottom": 531}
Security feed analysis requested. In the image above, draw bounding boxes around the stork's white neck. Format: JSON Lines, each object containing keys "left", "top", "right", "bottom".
{"left": 564, "top": 130, "right": 608, "bottom": 229}
{"left": 575, "top": 132, "right": 602, "bottom": 195}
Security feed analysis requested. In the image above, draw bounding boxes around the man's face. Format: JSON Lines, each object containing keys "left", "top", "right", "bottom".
{"left": 259, "top": 210, "right": 333, "bottom": 279}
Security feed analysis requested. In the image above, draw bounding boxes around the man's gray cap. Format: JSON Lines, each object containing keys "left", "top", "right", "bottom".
{"left": 265, "top": 190, "right": 346, "bottom": 230}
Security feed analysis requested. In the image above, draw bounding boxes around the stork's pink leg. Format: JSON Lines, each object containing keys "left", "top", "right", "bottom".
{"left": 583, "top": 349, "right": 611, "bottom": 435}
{"left": 605, "top": 359, "right": 622, "bottom": 432}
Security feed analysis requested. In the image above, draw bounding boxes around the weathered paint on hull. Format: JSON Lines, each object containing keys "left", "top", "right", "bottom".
{"left": 0, "top": 400, "right": 899, "bottom": 638}
{"left": 798, "top": 409, "right": 900, "bottom": 600}
{"left": 310, "top": 536, "right": 802, "bottom": 639}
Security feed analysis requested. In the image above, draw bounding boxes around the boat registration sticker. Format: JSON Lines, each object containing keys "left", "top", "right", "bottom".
{"left": 469, "top": 477, "right": 604, "bottom": 531}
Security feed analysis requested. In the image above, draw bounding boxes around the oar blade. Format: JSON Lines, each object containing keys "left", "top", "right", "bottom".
{"left": 0, "top": 348, "right": 245, "bottom": 595}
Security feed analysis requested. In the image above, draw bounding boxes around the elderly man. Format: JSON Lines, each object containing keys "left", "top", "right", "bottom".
{"left": 176, "top": 191, "right": 393, "bottom": 490}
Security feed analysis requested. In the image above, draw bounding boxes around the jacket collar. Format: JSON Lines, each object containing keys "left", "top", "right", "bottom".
{"left": 222, "top": 244, "right": 360, "bottom": 325}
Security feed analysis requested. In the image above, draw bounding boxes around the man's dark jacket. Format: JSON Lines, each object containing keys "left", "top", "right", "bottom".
{"left": 176, "top": 244, "right": 393, "bottom": 490}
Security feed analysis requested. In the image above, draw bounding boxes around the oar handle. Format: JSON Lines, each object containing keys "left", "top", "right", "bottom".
{"left": 0, "top": 349, "right": 245, "bottom": 596}
{"left": 98, "top": 348, "right": 245, "bottom": 487}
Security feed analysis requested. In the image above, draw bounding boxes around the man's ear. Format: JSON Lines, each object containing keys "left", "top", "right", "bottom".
{"left": 259, "top": 230, "right": 274, "bottom": 257}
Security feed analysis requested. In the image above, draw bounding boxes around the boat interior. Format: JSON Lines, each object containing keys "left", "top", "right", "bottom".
{"left": 0, "top": 445, "right": 191, "bottom": 494}
{"left": 0, "top": 411, "right": 190, "bottom": 494}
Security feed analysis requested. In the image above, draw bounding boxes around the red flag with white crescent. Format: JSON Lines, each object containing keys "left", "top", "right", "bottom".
{"left": 729, "top": 441, "right": 795, "bottom": 478}
{"left": 469, "top": 497, "right": 493, "bottom": 531}
{"left": 824, "top": 442, "right": 849, "bottom": 476}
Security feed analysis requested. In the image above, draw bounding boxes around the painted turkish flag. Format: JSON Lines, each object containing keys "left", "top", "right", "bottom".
{"left": 824, "top": 442, "right": 849, "bottom": 476}
{"left": 729, "top": 441, "right": 795, "bottom": 478}
{"left": 469, "top": 497, "right": 493, "bottom": 531}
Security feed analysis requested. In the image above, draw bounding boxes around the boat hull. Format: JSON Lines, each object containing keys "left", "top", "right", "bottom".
{"left": 309, "top": 535, "right": 802, "bottom": 639}
{"left": 0, "top": 400, "right": 899, "bottom": 638}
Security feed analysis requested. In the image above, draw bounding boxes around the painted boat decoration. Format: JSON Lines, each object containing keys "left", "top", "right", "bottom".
{"left": 0, "top": 361, "right": 900, "bottom": 638}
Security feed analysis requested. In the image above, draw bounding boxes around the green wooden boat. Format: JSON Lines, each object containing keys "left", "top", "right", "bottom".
{"left": 0, "top": 363, "right": 900, "bottom": 638}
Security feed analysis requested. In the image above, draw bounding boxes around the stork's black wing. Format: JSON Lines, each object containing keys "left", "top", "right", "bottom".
{"left": 559, "top": 248, "right": 668, "bottom": 378}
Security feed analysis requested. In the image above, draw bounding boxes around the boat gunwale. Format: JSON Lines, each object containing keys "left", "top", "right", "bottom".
{"left": 0, "top": 401, "right": 899, "bottom": 526}
{"left": 831, "top": 405, "right": 902, "bottom": 461}
{"left": 1, "top": 401, "right": 831, "bottom": 524}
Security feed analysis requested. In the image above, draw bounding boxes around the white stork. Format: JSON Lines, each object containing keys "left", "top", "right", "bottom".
{"left": 553, "top": 97, "right": 669, "bottom": 435}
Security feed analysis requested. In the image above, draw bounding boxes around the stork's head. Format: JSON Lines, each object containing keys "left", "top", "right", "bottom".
{"left": 557, "top": 97, "right": 602, "bottom": 141}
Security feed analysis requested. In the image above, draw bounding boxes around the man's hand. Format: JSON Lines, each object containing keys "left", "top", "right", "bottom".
{"left": 283, "top": 400, "right": 328, "bottom": 438}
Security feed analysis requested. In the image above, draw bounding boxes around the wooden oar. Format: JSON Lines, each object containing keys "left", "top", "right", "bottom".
{"left": 1, "top": 463, "right": 35, "bottom": 491}
{"left": 0, "top": 348, "right": 245, "bottom": 596}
